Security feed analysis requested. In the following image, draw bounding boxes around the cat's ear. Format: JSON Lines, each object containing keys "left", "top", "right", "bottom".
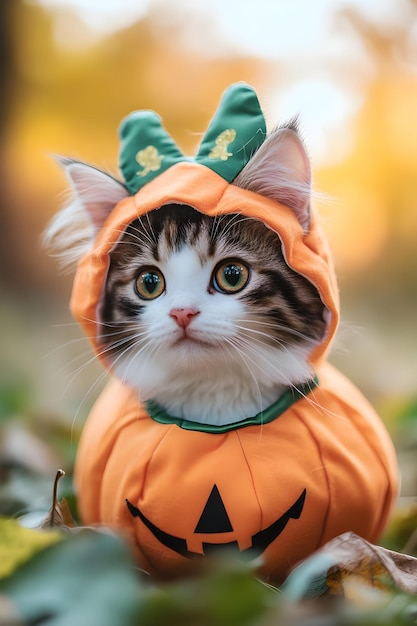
{"left": 43, "top": 157, "right": 129, "bottom": 271}
{"left": 233, "top": 122, "right": 311, "bottom": 231}
{"left": 56, "top": 156, "right": 129, "bottom": 228}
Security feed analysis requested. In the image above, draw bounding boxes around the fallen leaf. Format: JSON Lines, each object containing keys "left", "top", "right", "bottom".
{"left": 40, "top": 469, "right": 76, "bottom": 529}
{"left": 283, "top": 532, "right": 417, "bottom": 601}
{"left": 47, "top": 497, "right": 76, "bottom": 529}
{"left": 0, "top": 518, "right": 62, "bottom": 579}
{"left": 0, "top": 529, "right": 143, "bottom": 626}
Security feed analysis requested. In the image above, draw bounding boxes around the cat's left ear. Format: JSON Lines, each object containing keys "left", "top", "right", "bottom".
{"left": 57, "top": 156, "right": 130, "bottom": 228}
{"left": 43, "top": 158, "right": 130, "bottom": 270}
{"left": 233, "top": 123, "right": 311, "bottom": 232}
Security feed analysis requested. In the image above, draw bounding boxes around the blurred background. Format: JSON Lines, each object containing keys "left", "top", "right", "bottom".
{"left": 0, "top": 0, "right": 416, "bottom": 522}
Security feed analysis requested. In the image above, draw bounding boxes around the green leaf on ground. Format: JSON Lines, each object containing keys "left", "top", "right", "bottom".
{"left": 0, "top": 529, "right": 143, "bottom": 626}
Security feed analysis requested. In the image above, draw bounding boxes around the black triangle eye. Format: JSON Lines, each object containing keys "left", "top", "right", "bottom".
{"left": 194, "top": 485, "right": 233, "bottom": 534}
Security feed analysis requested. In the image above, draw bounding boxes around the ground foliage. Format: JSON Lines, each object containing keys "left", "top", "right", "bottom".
{"left": 2, "top": 516, "right": 417, "bottom": 626}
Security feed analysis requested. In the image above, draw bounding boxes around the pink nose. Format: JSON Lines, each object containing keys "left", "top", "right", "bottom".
{"left": 169, "top": 307, "right": 200, "bottom": 329}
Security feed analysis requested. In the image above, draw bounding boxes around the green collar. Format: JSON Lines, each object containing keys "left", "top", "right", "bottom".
{"left": 145, "top": 379, "right": 318, "bottom": 434}
{"left": 118, "top": 83, "right": 266, "bottom": 194}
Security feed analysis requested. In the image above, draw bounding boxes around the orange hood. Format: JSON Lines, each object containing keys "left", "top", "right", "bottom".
{"left": 71, "top": 161, "right": 339, "bottom": 370}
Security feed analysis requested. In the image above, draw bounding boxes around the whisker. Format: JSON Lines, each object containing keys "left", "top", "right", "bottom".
{"left": 226, "top": 333, "right": 334, "bottom": 417}
{"left": 230, "top": 331, "right": 303, "bottom": 376}
{"left": 221, "top": 336, "right": 263, "bottom": 415}
{"left": 233, "top": 318, "right": 318, "bottom": 344}
{"left": 69, "top": 365, "right": 110, "bottom": 444}
{"left": 111, "top": 331, "right": 164, "bottom": 389}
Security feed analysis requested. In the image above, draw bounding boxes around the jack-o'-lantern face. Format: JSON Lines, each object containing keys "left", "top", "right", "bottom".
{"left": 126, "top": 484, "right": 306, "bottom": 560}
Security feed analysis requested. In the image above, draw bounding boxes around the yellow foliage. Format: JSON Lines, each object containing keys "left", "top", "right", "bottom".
{"left": 0, "top": 518, "right": 62, "bottom": 579}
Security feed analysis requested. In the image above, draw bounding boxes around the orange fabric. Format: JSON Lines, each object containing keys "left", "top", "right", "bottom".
{"left": 72, "top": 162, "right": 398, "bottom": 583}
{"left": 75, "top": 363, "right": 397, "bottom": 583}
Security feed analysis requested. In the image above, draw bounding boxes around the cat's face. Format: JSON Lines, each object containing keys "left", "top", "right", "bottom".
{"left": 99, "top": 204, "right": 326, "bottom": 421}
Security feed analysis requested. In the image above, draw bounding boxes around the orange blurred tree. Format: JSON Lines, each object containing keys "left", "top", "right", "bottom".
{"left": 317, "top": 3, "right": 417, "bottom": 295}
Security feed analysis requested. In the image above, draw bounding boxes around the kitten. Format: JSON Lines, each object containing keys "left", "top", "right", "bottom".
{"left": 45, "top": 124, "right": 326, "bottom": 426}
{"left": 44, "top": 88, "right": 398, "bottom": 586}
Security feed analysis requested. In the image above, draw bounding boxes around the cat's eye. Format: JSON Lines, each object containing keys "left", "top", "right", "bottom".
{"left": 135, "top": 267, "right": 165, "bottom": 300}
{"left": 212, "top": 259, "right": 250, "bottom": 294}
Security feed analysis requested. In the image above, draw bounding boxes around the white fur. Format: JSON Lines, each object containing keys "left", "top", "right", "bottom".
{"left": 110, "top": 247, "right": 316, "bottom": 425}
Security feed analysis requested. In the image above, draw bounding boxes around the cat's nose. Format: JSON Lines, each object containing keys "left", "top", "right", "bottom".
{"left": 169, "top": 307, "right": 200, "bottom": 329}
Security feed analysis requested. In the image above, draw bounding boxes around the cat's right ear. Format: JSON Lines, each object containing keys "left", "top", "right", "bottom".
{"left": 233, "top": 122, "right": 311, "bottom": 232}
{"left": 43, "top": 157, "right": 129, "bottom": 270}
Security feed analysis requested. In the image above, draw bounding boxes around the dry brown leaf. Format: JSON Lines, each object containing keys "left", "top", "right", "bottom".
{"left": 44, "top": 497, "right": 77, "bottom": 529}
{"left": 40, "top": 470, "right": 76, "bottom": 530}
{"left": 324, "top": 532, "right": 417, "bottom": 596}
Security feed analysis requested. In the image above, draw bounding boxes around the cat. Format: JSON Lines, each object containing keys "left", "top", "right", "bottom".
{"left": 44, "top": 86, "right": 398, "bottom": 584}
{"left": 44, "top": 123, "right": 327, "bottom": 426}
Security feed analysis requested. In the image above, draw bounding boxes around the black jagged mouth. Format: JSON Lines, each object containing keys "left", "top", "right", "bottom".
{"left": 126, "top": 488, "right": 306, "bottom": 561}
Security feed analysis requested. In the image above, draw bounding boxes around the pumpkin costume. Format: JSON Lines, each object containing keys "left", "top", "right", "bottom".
{"left": 72, "top": 84, "right": 398, "bottom": 583}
